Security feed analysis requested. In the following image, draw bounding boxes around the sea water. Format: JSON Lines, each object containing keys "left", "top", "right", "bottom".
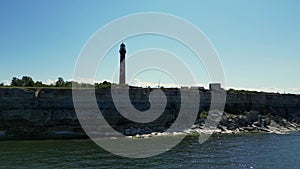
{"left": 0, "top": 132, "right": 300, "bottom": 169}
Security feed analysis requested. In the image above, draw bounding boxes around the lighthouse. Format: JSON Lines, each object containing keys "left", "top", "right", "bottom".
{"left": 119, "top": 43, "right": 126, "bottom": 85}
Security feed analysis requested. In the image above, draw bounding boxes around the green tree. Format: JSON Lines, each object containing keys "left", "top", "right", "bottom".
{"left": 34, "top": 81, "right": 44, "bottom": 87}
{"left": 11, "top": 77, "right": 22, "bottom": 86}
{"left": 65, "top": 81, "right": 72, "bottom": 88}
{"left": 95, "top": 80, "right": 111, "bottom": 88}
{"left": 21, "top": 76, "right": 34, "bottom": 87}
{"left": 55, "top": 77, "right": 65, "bottom": 87}
{"left": 0, "top": 83, "right": 4, "bottom": 86}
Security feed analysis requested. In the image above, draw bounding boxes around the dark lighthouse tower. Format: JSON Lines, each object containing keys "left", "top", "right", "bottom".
{"left": 119, "top": 43, "right": 126, "bottom": 85}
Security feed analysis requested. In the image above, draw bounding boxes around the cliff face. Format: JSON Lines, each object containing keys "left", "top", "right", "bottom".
{"left": 225, "top": 91, "right": 300, "bottom": 120}
{"left": 0, "top": 88, "right": 299, "bottom": 139}
{"left": 0, "top": 88, "right": 79, "bottom": 139}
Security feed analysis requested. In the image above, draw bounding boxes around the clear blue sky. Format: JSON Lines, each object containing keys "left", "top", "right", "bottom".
{"left": 0, "top": 0, "right": 299, "bottom": 93}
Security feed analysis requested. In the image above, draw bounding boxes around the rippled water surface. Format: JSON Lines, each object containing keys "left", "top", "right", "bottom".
{"left": 1, "top": 132, "right": 300, "bottom": 169}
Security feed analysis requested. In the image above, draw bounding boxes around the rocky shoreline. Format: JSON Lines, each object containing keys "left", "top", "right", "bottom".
{"left": 215, "top": 112, "right": 300, "bottom": 134}
{"left": 76, "top": 114, "right": 300, "bottom": 139}
{"left": 120, "top": 111, "right": 300, "bottom": 139}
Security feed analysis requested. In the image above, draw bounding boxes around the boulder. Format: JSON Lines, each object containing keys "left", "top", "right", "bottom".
{"left": 237, "top": 117, "right": 248, "bottom": 127}
{"left": 247, "top": 111, "right": 259, "bottom": 123}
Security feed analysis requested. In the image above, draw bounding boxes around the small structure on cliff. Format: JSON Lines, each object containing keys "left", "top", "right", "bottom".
{"left": 209, "top": 83, "right": 221, "bottom": 90}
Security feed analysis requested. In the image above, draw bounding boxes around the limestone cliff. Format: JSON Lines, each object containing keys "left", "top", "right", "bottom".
{"left": 0, "top": 88, "right": 299, "bottom": 139}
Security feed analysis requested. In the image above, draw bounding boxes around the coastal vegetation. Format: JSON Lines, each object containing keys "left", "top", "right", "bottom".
{"left": 2, "top": 76, "right": 298, "bottom": 97}
{"left": 199, "top": 111, "right": 208, "bottom": 119}
{"left": 2, "top": 76, "right": 113, "bottom": 89}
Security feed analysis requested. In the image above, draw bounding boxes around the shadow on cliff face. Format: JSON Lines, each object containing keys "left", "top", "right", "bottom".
{"left": 97, "top": 87, "right": 181, "bottom": 135}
